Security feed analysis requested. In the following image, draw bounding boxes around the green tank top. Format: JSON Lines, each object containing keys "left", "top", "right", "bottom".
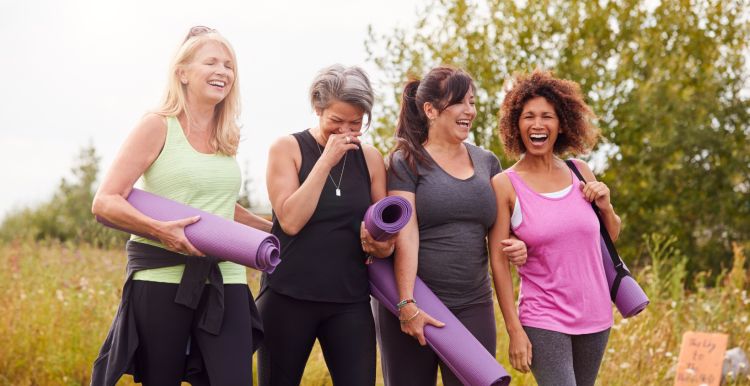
{"left": 132, "top": 116, "right": 247, "bottom": 284}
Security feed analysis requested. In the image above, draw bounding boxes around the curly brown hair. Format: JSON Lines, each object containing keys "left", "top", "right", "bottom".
{"left": 498, "top": 68, "right": 601, "bottom": 158}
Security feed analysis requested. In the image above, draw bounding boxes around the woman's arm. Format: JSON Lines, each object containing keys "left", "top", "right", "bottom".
{"left": 234, "top": 203, "right": 272, "bottom": 233}
{"left": 574, "top": 159, "right": 621, "bottom": 242}
{"left": 489, "top": 173, "right": 532, "bottom": 373}
{"left": 388, "top": 190, "right": 444, "bottom": 346}
{"left": 266, "top": 132, "right": 359, "bottom": 236}
{"left": 358, "top": 145, "right": 397, "bottom": 258}
{"left": 92, "top": 114, "right": 205, "bottom": 256}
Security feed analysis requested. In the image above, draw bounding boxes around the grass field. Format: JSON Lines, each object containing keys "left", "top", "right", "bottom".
{"left": 1, "top": 239, "right": 749, "bottom": 385}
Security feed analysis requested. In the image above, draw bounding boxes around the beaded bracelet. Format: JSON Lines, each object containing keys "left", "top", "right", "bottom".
{"left": 396, "top": 298, "right": 417, "bottom": 311}
{"left": 399, "top": 308, "right": 420, "bottom": 323}
{"left": 364, "top": 246, "right": 396, "bottom": 265}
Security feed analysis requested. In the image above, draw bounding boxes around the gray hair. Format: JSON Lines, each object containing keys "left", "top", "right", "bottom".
{"left": 309, "top": 64, "right": 375, "bottom": 128}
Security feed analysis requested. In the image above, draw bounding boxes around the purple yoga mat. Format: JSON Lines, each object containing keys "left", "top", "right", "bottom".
{"left": 599, "top": 235, "right": 649, "bottom": 318}
{"left": 363, "top": 197, "right": 511, "bottom": 386}
{"left": 96, "top": 188, "right": 280, "bottom": 273}
{"left": 363, "top": 196, "right": 412, "bottom": 241}
{"left": 369, "top": 257, "right": 511, "bottom": 386}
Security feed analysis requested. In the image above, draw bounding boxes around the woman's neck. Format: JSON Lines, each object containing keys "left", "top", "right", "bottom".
{"left": 184, "top": 94, "right": 217, "bottom": 133}
{"left": 424, "top": 128, "right": 463, "bottom": 157}
{"left": 516, "top": 151, "right": 558, "bottom": 172}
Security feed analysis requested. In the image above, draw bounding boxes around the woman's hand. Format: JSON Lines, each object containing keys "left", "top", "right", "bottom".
{"left": 398, "top": 303, "right": 445, "bottom": 345}
{"left": 579, "top": 180, "right": 611, "bottom": 209}
{"left": 501, "top": 237, "right": 527, "bottom": 266}
{"left": 156, "top": 216, "right": 206, "bottom": 257}
{"left": 508, "top": 329, "right": 533, "bottom": 373}
{"left": 360, "top": 222, "right": 397, "bottom": 258}
{"left": 318, "top": 131, "right": 362, "bottom": 169}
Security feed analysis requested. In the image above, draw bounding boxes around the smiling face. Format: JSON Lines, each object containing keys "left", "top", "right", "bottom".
{"left": 316, "top": 101, "right": 365, "bottom": 140}
{"left": 518, "top": 97, "right": 560, "bottom": 157}
{"left": 178, "top": 42, "right": 235, "bottom": 106}
{"left": 428, "top": 89, "right": 476, "bottom": 143}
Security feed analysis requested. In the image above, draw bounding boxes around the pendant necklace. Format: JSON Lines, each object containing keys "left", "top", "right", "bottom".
{"left": 315, "top": 129, "right": 346, "bottom": 197}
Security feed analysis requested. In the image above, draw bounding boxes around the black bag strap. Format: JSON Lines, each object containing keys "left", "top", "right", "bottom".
{"left": 564, "top": 160, "right": 631, "bottom": 302}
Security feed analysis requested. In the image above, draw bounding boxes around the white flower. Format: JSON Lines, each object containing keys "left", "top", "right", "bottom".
{"left": 608, "top": 349, "right": 615, "bottom": 353}
{"left": 56, "top": 290, "right": 64, "bottom": 301}
{"left": 649, "top": 348, "right": 654, "bottom": 356}
{"left": 671, "top": 301, "right": 677, "bottom": 308}
{"left": 620, "top": 319, "right": 628, "bottom": 324}
{"left": 741, "top": 316, "right": 748, "bottom": 323}
{"left": 20, "top": 293, "right": 27, "bottom": 300}
{"left": 620, "top": 362, "right": 631, "bottom": 369}
{"left": 666, "top": 352, "right": 673, "bottom": 357}
{"left": 745, "top": 324, "right": 750, "bottom": 333}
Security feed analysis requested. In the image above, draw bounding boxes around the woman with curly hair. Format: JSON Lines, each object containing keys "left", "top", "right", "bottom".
{"left": 489, "top": 68, "right": 620, "bottom": 386}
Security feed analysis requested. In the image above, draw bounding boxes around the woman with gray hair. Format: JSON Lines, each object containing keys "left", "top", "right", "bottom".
{"left": 257, "top": 64, "right": 395, "bottom": 385}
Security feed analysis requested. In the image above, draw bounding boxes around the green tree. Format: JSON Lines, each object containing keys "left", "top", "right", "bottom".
{"left": 0, "top": 144, "right": 129, "bottom": 248}
{"left": 366, "top": 0, "right": 750, "bottom": 274}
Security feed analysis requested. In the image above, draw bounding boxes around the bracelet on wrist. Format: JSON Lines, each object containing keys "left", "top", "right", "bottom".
{"left": 399, "top": 308, "right": 420, "bottom": 323}
{"left": 396, "top": 298, "right": 417, "bottom": 311}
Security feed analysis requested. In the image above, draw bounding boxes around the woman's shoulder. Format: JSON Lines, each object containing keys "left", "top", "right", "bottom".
{"left": 465, "top": 142, "right": 499, "bottom": 162}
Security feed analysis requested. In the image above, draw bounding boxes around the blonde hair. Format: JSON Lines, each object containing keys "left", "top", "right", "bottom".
{"left": 151, "top": 29, "right": 241, "bottom": 156}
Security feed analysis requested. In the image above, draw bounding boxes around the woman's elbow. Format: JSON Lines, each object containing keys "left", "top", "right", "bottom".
{"left": 278, "top": 220, "right": 300, "bottom": 236}
{"left": 91, "top": 195, "right": 106, "bottom": 217}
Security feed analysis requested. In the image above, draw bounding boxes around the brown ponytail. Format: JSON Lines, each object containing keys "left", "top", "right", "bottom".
{"left": 388, "top": 66, "right": 476, "bottom": 178}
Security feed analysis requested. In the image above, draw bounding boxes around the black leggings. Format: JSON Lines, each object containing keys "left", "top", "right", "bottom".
{"left": 132, "top": 280, "right": 256, "bottom": 386}
{"left": 256, "top": 288, "right": 377, "bottom": 386}
{"left": 374, "top": 299, "right": 497, "bottom": 386}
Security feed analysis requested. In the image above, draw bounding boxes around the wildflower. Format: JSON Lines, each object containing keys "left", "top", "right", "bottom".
{"left": 620, "top": 363, "right": 631, "bottom": 369}
{"left": 666, "top": 352, "right": 673, "bottom": 357}
{"left": 702, "top": 303, "right": 711, "bottom": 312}
{"left": 620, "top": 319, "right": 628, "bottom": 324}
{"left": 79, "top": 277, "right": 89, "bottom": 288}
{"left": 671, "top": 301, "right": 677, "bottom": 308}
{"left": 99, "top": 290, "right": 105, "bottom": 295}
{"left": 742, "top": 290, "right": 747, "bottom": 300}
{"left": 56, "top": 290, "right": 64, "bottom": 301}
{"left": 20, "top": 293, "right": 27, "bottom": 300}
{"left": 745, "top": 324, "right": 750, "bottom": 333}
{"left": 608, "top": 349, "right": 615, "bottom": 353}
{"left": 649, "top": 348, "right": 654, "bottom": 357}
{"left": 741, "top": 316, "right": 748, "bottom": 323}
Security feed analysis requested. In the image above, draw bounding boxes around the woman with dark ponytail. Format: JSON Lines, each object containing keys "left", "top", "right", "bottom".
{"left": 374, "top": 67, "right": 528, "bottom": 385}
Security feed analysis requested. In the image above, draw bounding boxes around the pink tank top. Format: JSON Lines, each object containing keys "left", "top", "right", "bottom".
{"left": 506, "top": 160, "right": 613, "bottom": 335}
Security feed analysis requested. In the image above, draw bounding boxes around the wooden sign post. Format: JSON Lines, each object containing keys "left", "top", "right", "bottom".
{"left": 673, "top": 331, "right": 728, "bottom": 386}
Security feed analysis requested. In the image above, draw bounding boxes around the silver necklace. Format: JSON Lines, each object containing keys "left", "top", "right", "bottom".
{"left": 315, "top": 130, "right": 346, "bottom": 197}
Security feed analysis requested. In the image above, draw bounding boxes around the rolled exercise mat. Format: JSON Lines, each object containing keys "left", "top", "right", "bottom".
{"left": 369, "top": 257, "right": 512, "bottom": 386}
{"left": 363, "top": 196, "right": 412, "bottom": 241}
{"left": 96, "top": 188, "right": 280, "bottom": 273}
{"left": 599, "top": 235, "right": 649, "bottom": 318}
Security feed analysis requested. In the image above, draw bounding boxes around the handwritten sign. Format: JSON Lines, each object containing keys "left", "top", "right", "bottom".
{"left": 673, "top": 331, "right": 728, "bottom": 386}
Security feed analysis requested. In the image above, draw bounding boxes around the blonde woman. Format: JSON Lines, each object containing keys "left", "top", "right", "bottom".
{"left": 91, "top": 27, "right": 270, "bottom": 386}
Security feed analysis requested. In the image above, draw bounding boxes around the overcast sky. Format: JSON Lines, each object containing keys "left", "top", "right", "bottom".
{"left": 0, "top": 0, "right": 424, "bottom": 219}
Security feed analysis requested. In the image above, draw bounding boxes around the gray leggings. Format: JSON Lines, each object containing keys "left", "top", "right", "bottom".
{"left": 373, "top": 299, "right": 497, "bottom": 386}
{"left": 523, "top": 326, "right": 611, "bottom": 386}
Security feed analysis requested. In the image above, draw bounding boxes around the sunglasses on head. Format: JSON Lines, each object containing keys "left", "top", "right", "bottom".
{"left": 183, "top": 26, "right": 218, "bottom": 44}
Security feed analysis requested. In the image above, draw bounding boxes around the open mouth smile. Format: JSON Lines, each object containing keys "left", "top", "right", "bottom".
{"left": 208, "top": 80, "right": 226, "bottom": 89}
{"left": 457, "top": 120, "right": 470, "bottom": 129}
{"left": 529, "top": 133, "right": 548, "bottom": 147}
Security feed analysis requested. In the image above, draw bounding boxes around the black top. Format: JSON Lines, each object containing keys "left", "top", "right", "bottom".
{"left": 261, "top": 129, "right": 372, "bottom": 303}
{"left": 91, "top": 241, "right": 264, "bottom": 386}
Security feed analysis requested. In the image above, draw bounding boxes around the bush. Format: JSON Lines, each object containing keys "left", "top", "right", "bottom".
{"left": 0, "top": 145, "right": 129, "bottom": 249}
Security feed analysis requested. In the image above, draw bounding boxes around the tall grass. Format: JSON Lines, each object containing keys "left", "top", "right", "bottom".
{"left": 1, "top": 237, "right": 748, "bottom": 385}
